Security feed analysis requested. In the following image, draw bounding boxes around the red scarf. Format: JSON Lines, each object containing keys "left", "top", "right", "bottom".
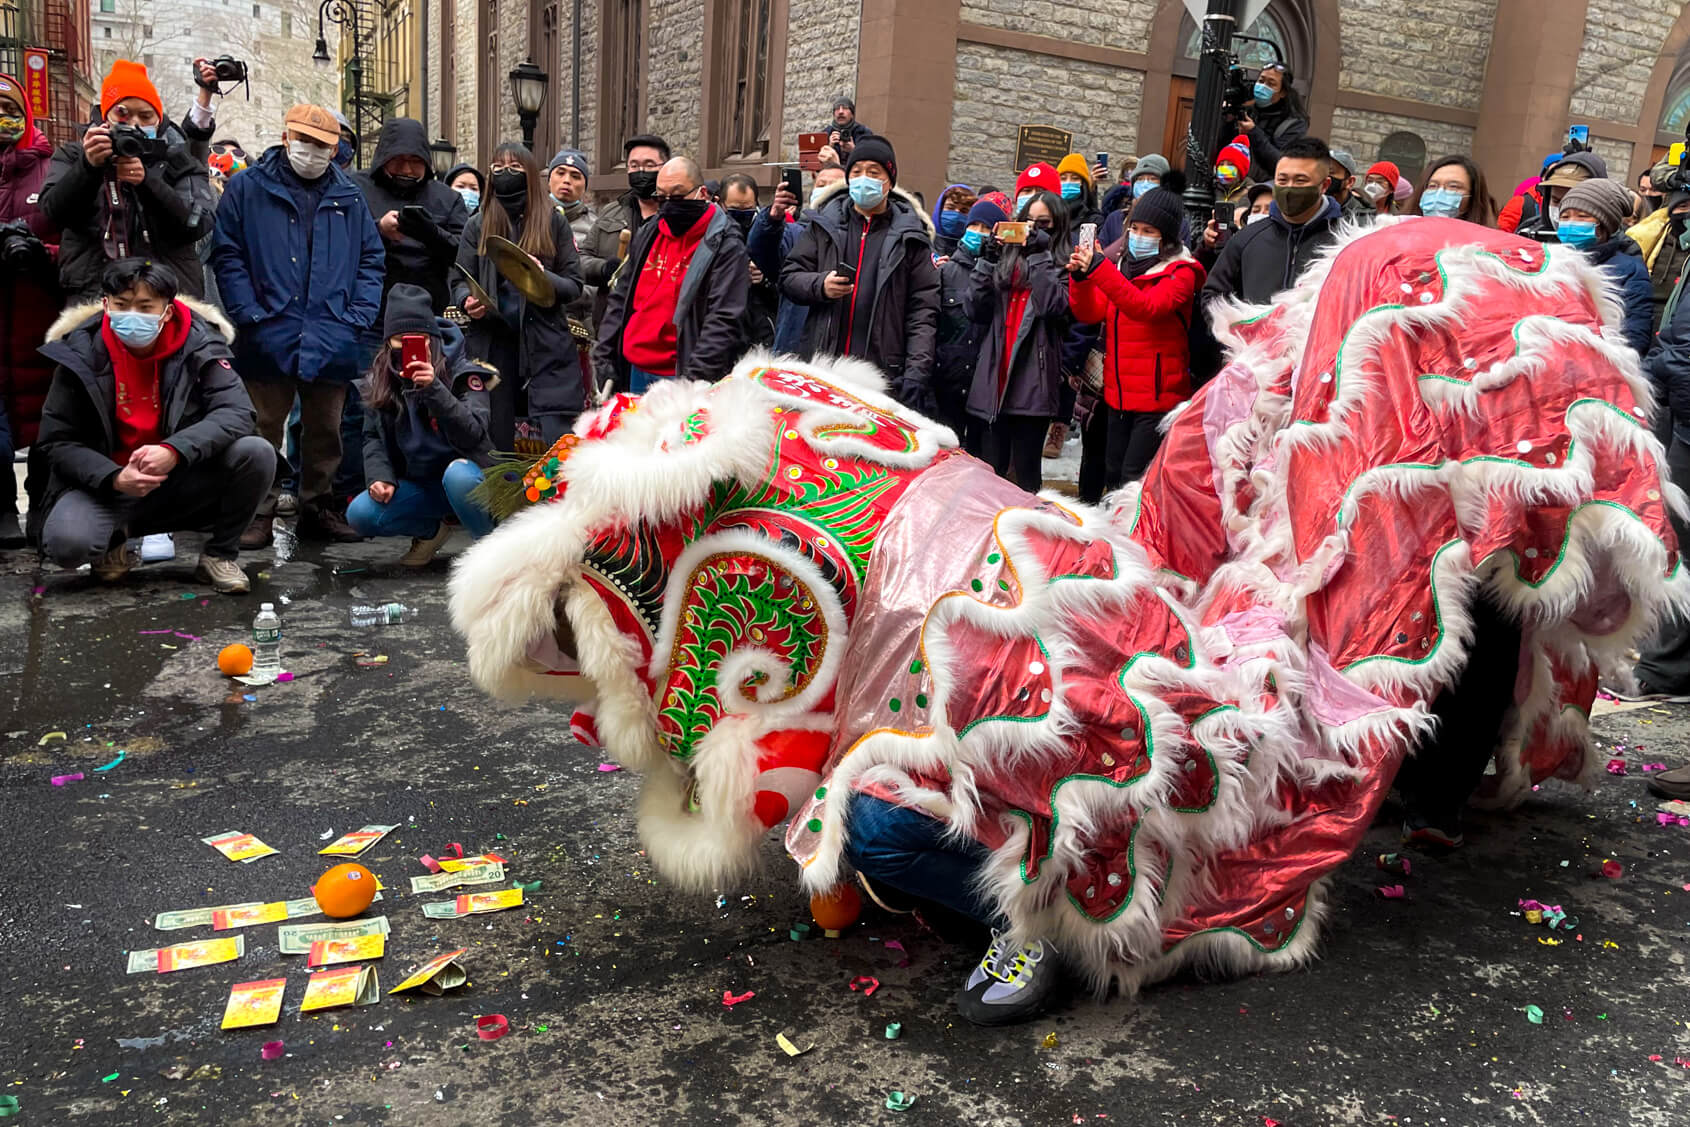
{"left": 102, "top": 300, "right": 194, "bottom": 464}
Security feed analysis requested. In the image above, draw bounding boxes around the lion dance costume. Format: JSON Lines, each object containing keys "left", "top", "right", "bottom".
{"left": 452, "top": 219, "right": 1689, "bottom": 993}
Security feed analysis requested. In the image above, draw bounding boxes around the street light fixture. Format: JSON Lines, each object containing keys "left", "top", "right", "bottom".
{"left": 509, "top": 58, "right": 548, "bottom": 151}
{"left": 429, "top": 137, "right": 458, "bottom": 178}
{"left": 313, "top": 0, "right": 367, "bottom": 169}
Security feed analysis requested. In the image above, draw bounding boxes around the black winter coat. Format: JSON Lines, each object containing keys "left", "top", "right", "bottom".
{"left": 780, "top": 183, "right": 940, "bottom": 407}
{"left": 936, "top": 245, "right": 984, "bottom": 424}
{"left": 452, "top": 206, "right": 586, "bottom": 446}
{"left": 38, "top": 122, "right": 216, "bottom": 303}
{"left": 352, "top": 118, "right": 470, "bottom": 314}
{"left": 964, "top": 246, "right": 1072, "bottom": 422}
{"left": 1243, "top": 100, "right": 1310, "bottom": 182}
{"left": 1201, "top": 196, "right": 1342, "bottom": 310}
{"left": 33, "top": 298, "right": 254, "bottom": 521}
{"left": 362, "top": 321, "right": 496, "bottom": 485}
{"left": 592, "top": 204, "right": 750, "bottom": 387}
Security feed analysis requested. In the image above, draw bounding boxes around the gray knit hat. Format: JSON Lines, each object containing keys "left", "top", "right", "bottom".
{"left": 1560, "top": 177, "right": 1632, "bottom": 235}
{"left": 1131, "top": 154, "right": 1171, "bottom": 181}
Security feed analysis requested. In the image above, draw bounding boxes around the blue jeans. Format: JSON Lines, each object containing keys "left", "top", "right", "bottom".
{"left": 842, "top": 793, "right": 999, "bottom": 926}
{"left": 346, "top": 460, "right": 493, "bottom": 540}
{"left": 629, "top": 366, "right": 667, "bottom": 394}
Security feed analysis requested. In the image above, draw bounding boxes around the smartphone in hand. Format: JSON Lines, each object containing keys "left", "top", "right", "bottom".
{"left": 994, "top": 220, "right": 1029, "bottom": 245}
{"left": 400, "top": 333, "right": 430, "bottom": 377}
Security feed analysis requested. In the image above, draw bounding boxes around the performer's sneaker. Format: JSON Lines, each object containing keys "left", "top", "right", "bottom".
{"left": 955, "top": 930, "right": 1057, "bottom": 1026}
{"left": 1402, "top": 817, "right": 1464, "bottom": 850}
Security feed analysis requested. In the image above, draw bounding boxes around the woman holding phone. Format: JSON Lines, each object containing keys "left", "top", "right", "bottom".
{"left": 964, "top": 188, "right": 1073, "bottom": 489}
{"left": 1065, "top": 186, "right": 1206, "bottom": 489}
{"left": 347, "top": 284, "right": 498, "bottom": 566}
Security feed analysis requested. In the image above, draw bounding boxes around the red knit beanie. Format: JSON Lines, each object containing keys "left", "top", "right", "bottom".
{"left": 100, "top": 59, "right": 162, "bottom": 118}
{"left": 1015, "top": 162, "right": 1060, "bottom": 200}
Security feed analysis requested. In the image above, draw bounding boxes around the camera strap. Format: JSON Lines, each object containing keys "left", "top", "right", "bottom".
{"left": 101, "top": 174, "right": 156, "bottom": 263}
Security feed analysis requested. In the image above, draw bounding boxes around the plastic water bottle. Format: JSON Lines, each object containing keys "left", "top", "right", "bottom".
{"left": 350, "top": 602, "right": 417, "bottom": 627}
{"left": 251, "top": 602, "right": 282, "bottom": 683}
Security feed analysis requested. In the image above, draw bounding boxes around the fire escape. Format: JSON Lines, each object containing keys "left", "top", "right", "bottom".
{"left": 0, "top": 0, "right": 96, "bottom": 145}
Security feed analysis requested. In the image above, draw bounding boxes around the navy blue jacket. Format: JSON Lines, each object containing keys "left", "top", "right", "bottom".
{"left": 748, "top": 205, "right": 806, "bottom": 353}
{"left": 1587, "top": 236, "right": 1654, "bottom": 359}
{"left": 208, "top": 147, "right": 385, "bottom": 383}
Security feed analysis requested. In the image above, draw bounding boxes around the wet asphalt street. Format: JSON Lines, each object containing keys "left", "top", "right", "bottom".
{"left": 2, "top": 523, "right": 1690, "bottom": 1127}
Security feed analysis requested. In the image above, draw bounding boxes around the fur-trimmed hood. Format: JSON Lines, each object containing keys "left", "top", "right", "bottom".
{"left": 45, "top": 296, "right": 236, "bottom": 346}
{"left": 807, "top": 180, "right": 936, "bottom": 240}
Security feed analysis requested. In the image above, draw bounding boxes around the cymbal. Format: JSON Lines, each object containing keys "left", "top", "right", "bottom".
{"left": 485, "top": 235, "right": 557, "bottom": 308}
{"left": 453, "top": 262, "right": 499, "bottom": 315}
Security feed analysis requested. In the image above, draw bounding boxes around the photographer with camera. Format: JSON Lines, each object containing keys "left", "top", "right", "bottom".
{"left": 38, "top": 60, "right": 215, "bottom": 306}
{"left": 1625, "top": 161, "right": 1690, "bottom": 333}
{"left": 0, "top": 71, "right": 59, "bottom": 548}
{"left": 1235, "top": 63, "right": 1309, "bottom": 182}
{"left": 1201, "top": 136, "right": 1341, "bottom": 310}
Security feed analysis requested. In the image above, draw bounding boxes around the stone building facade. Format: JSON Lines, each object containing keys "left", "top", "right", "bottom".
{"left": 420, "top": 0, "right": 1690, "bottom": 204}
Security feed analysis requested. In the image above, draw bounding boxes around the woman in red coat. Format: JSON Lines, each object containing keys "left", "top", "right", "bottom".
{"left": 1066, "top": 186, "right": 1205, "bottom": 490}
{"left": 0, "top": 72, "right": 60, "bottom": 547}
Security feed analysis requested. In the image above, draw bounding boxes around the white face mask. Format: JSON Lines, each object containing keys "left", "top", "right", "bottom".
{"left": 1548, "top": 203, "right": 1561, "bottom": 224}
{"left": 1362, "top": 181, "right": 1387, "bottom": 204}
{"left": 1246, "top": 212, "right": 1270, "bottom": 225}
{"left": 287, "top": 139, "right": 333, "bottom": 180}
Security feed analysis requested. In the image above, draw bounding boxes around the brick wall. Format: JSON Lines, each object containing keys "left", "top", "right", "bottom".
{"left": 550, "top": 0, "right": 599, "bottom": 161}
{"left": 780, "top": 0, "right": 861, "bottom": 162}
{"left": 1337, "top": 0, "right": 1497, "bottom": 112}
{"left": 1570, "top": 0, "right": 1680, "bottom": 126}
{"left": 452, "top": 3, "right": 477, "bottom": 156}
{"left": 1327, "top": 106, "right": 1476, "bottom": 176}
{"left": 959, "top": 0, "right": 1157, "bottom": 54}
{"left": 498, "top": 1, "right": 528, "bottom": 144}
{"left": 424, "top": 4, "right": 442, "bottom": 139}
{"left": 1587, "top": 135, "right": 1638, "bottom": 181}
{"left": 948, "top": 41, "right": 1143, "bottom": 190}
{"left": 643, "top": 0, "right": 703, "bottom": 157}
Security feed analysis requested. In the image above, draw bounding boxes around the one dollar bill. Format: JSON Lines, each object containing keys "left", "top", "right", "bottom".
{"left": 409, "top": 862, "right": 505, "bottom": 895}
{"left": 277, "top": 916, "right": 390, "bottom": 955}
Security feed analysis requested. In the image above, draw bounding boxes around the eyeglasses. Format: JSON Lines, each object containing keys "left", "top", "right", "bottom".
{"left": 654, "top": 190, "right": 700, "bottom": 202}
{"left": 1030, "top": 219, "right": 1054, "bottom": 231}
{"left": 627, "top": 159, "right": 663, "bottom": 172}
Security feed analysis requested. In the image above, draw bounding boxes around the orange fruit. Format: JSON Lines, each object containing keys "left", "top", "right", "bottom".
{"left": 217, "top": 643, "right": 254, "bottom": 676}
{"left": 313, "top": 863, "right": 377, "bottom": 919}
{"left": 810, "top": 883, "right": 862, "bottom": 933}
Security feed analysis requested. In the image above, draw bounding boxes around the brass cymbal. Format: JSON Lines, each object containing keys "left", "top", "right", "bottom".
{"left": 485, "top": 235, "right": 557, "bottom": 308}
{"left": 453, "top": 262, "right": 499, "bottom": 314}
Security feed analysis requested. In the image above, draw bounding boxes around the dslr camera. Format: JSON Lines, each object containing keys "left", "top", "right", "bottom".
{"left": 195, "top": 55, "right": 249, "bottom": 92}
{"left": 109, "top": 123, "right": 170, "bottom": 164}
{"left": 0, "top": 218, "right": 48, "bottom": 273}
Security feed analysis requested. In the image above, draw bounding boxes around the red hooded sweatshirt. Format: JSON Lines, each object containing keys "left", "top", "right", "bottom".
{"left": 622, "top": 204, "right": 716, "bottom": 379}
{"left": 101, "top": 300, "right": 194, "bottom": 464}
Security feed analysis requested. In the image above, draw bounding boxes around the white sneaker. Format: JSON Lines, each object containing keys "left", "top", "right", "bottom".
{"left": 139, "top": 533, "right": 176, "bottom": 562}
{"left": 196, "top": 554, "right": 250, "bottom": 594}
{"left": 397, "top": 523, "right": 453, "bottom": 567}
{"left": 955, "top": 930, "right": 1059, "bottom": 1026}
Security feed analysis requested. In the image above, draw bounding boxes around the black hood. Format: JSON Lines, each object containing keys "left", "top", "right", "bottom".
{"left": 370, "top": 118, "right": 434, "bottom": 179}
{"left": 445, "top": 163, "right": 483, "bottom": 193}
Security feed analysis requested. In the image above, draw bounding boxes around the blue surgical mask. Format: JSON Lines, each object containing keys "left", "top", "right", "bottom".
{"left": 335, "top": 140, "right": 355, "bottom": 168}
{"left": 1060, "top": 181, "right": 1082, "bottom": 201}
{"left": 1132, "top": 179, "right": 1156, "bottom": 199}
{"left": 1557, "top": 219, "right": 1599, "bottom": 249}
{"left": 1127, "top": 232, "right": 1161, "bottom": 260}
{"left": 959, "top": 229, "right": 986, "bottom": 255}
{"left": 1253, "top": 82, "right": 1275, "bottom": 107}
{"left": 1016, "top": 191, "right": 1034, "bottom": 215}
{"left": 107, "top": 309, "right": 164, "bottom": 350}
{"left": 1419, "top": 187, "right": 1465, "bottom": 219}
{"left": 140, "top": 125, "right": 158, "bottom": 139}
{"left": 938, "top": 210, "right": 967, "bottom": 238}
{"left": 456, "top": 186, "right": 480, "bottom": 211}
{"left": 848, "top": 176, "right": 886, "bottom": 209}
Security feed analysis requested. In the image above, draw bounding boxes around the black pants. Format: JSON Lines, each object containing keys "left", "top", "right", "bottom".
{"left": 1076, "top": 401, "right": 1108, "bottom": 505}
{"left": 1636, "top": 436, "right": 1690, "bottom": 693}
{"left": 1105, "top": 407, "right": 1166, "bottom": 491}
{"left": 983, "top": 415, "right": 1049, "bottom": 491}
{"left": 1393, "top": 594, "right": 1523, "bottom": 829}
{"left": 41, "top": 435, "right": 275, "bottom": 564}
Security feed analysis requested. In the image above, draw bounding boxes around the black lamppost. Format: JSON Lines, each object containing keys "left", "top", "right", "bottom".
{"left": 1182, "top": 0, "right": 1244, "bottom": 232}
{"left": 430, "top": 137, "right": 457, "bottom": 178}
{"left": 509, "top": 58, "right": 548, "bottom": 152}
{"left": 313, "top": 0, "right": 366, "bottom": 169}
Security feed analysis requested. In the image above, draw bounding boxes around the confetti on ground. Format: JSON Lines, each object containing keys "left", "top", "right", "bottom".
{"left": 475, "top": 1015, "right": 509, "bottom": 1041}
{"left": 723, "top": 990, "right": 755, "bottom": 1008}
{"left": 885, "top": 1022, "right": 902, "bottom": 1040}
{"left": 886, "top": 1091, "right": 917, "bottom": 1111}
{"left": 1377, "top": 884, "right": 1407, "bottom": 899}
{"left": 0, "top": 1095, "right": 18, "bottom": 1117}
{"left": 1607, "top": 758, "right": 1628, "bottom": 775}
{"left": 1602, "top": 860, "right": 1624, "bottom": 879}
{"left": 597, "top": 763, "right": 621, "bottom": 772}
{"left": 50, "top": 772, "right": 84, "bottom": 786}
{"left": 93, "top": 751, "right": 125, "bottom": 772}
{"left": 37, "top": 731, "right": 65, "bottom": 745}
{"left": 849, "top": 976, "right": 880, "bottom": 997}
{"left": 1041, "top": 1031, "right": 1059, "bottom": 1048}
{"left": 776, "top": 1032, "right": 814, "bottom": 1056}
{"left": 261, "top": 1041, "right": 285, "bottom": 1060}
{"left": 1525, "top": 1005, "right": 1545, "bottom": 1024}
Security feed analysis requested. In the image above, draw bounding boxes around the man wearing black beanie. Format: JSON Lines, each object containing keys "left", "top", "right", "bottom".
{"left": 780, "top": 134, "right": 941, "bottom": 414}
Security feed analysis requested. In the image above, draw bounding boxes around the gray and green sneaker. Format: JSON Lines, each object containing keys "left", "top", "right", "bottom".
{"left": 955, "top": 930, "right": 1058, "bottom": 1026}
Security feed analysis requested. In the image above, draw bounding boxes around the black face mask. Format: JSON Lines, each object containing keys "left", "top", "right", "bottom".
{"left": 661, "top": 197, "right": 711, "bottom": 232}
{"left": 491, "top": 169, "right": 527, "bottom": 209}
{"left": 1645, "top": 194, "right": 1665, "bottom": 212}
{"left": 388, "top": 347, "right": 405, "bottom": 373}
{"left": 1673, "top": 211, "right": 1689, "bottom": 236}
{"left": 727, "top": 207, "right": 757, "bottom": 237}
{"left": 382, "top": 171, "right": 424, "bottom": 194}
{"left": 628, "top": 170, "right": 658, "bottom": 199}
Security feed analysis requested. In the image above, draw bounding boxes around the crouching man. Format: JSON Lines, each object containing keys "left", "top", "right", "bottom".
{"left": 35, "top": 257, "right": 273, "bottom": 593}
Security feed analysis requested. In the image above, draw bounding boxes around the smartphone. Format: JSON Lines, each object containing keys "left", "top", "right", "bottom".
{"left": 1567, "top": 123, "right": 1590, "bottom": 146}
{"left": 1212, "top": 201, "right": 1233, "bottom": 231}
{"left": 832, "top": 262, "right": 857, "bottom": 284}
{"left": 994, "top": 220, "right": 1029, "bottom": 245}
{"left": 1076, "top": 222, "right": 1097, "bottom": 252}
{"left": 1095, "top": 151, "right": 1108, "bottom": 170}
{"left": 400, "top": 333, "right": 430, "bottom": 377}
{"left": 782, "top": 168, "right": 803, "bottom": 201}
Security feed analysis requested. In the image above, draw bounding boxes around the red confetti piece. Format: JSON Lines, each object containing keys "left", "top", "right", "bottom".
{"left": 722, "top": 989, "right": 755, "bottom": 1008}
{"left": 475, "top": 1014, "right": 509, "bottom": 1040}
{"left": 597, "top": 763, "right": 621, "bottom": 772}
{"left": 1601, "top": 860, "right": 1623, "bottom": 879}
{"left": 1377, "top": 884, "right": 1406, "bottom": 899}
{"left": 50, "top": 773, "right": 83, "bottom": 787}
{"left": 849, "top": 975, "right": 881, "bottom": 997}
{"left": 261, "top": 1041, "right": 285, "bottom": 1060}
{"left": 1606, "top": 758, "right": 1627, "bottom": 775}
{"left": 444, "top": 842, "right": 464, "bottom": 859}
{"left": 418, "top": 854, "right": 442, "bottom": 873}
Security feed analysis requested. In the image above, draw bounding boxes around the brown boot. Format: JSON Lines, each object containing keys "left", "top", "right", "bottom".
{"left": 239, "top": 514, "right": 274, "bottom": 550}
{"left": 1042, "top": 423, "right": 1069, "bottom": 459}
{"left": 297, "top": 501, "right": 363, "bottom": 543}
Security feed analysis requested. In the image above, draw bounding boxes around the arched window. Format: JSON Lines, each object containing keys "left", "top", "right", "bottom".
{"left": 1378, "top": 131, "right": 1427, "bottom": 184}
{"left": 1176, "top": 1, "right": 1316, "bottom": 98}
{"left": 1659, "top": 50, "right": 1690, "bottom": 139}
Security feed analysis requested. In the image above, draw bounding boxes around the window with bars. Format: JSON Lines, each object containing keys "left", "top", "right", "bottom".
{"left": 600, "top": 0, "right": 644, "bottom": 170}
{"left": 711, "top": 0, "right": 771, "bottom": 163}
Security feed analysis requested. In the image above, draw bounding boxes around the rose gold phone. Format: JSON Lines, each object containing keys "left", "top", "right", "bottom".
{"left": 994, "top": 221, "right": 1029, "bottom": 245}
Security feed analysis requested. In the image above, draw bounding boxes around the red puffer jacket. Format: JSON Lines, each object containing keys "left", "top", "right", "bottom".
{"left": 0, "top": 76, "right": 60, "bottom": 448}
{"left": 1068, "top": 246, "right": 1205, "bottom": 413}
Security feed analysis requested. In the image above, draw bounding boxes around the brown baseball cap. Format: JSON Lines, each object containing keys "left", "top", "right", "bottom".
{"left": 283, "top": 104, "right": 340, "bottom": 146}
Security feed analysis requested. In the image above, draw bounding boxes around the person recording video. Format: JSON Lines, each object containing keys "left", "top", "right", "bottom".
{"left": 38, "top": 59, "right": 216, "bottom": 304}
{"left": 1235, "top": 62, "right": 1310, "bottom": 182}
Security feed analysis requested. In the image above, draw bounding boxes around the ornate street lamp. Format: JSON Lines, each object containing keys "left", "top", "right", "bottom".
{"left": 509, "top": 58, "right": 549, "bottom": 152}
{"left": 313, "top": 0, "right": 367, "bottom": 169}
{"left": 430, "top": 137, "right": 458, "bottom": 178}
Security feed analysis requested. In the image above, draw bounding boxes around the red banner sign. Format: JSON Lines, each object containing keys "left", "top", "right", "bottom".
{"left": 22, "top": 48, "right": 50, "bottom": 120}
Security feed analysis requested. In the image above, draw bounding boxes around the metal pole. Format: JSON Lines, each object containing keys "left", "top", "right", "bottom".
{"left": 1182, "top": 0, "right": 1243, "bottom": 233}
